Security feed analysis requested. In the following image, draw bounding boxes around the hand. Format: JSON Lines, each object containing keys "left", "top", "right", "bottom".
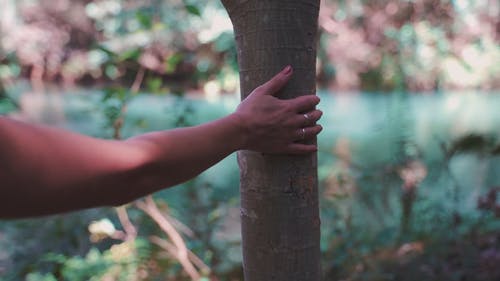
{"left": 232, "top": 66, "right": 322, "bottom": 154}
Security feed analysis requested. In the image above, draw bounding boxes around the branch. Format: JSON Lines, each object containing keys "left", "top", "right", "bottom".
{"left": 115, "top": 205, "right": 137, "bottom": 241}
{"left": 136, "top": 196, "right": 201, "bottom": 281}
{"left": 150, "top": 235, "right": 210, "bottom": 275}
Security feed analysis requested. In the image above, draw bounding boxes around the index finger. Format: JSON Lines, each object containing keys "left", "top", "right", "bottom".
{"left": 254, "top": 65, "right": 293, "bottom": 96}
{"left": 287, "top": 95, "right": 320, "bottom": 112}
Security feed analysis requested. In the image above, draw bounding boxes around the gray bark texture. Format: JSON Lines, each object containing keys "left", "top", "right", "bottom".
{"left": 221, "top": 1, "right": 321, "bottom": 280}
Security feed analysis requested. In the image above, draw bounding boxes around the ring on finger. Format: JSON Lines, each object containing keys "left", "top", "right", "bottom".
{"left": 303, "top": 113, "right": 311, "bottom": 126}
{"left": 301, "top": 128, "right": 306, "bottom": 140}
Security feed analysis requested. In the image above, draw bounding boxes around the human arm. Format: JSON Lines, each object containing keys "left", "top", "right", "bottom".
{"left": 0, "top": 66, "right": 322, "bottom": 219}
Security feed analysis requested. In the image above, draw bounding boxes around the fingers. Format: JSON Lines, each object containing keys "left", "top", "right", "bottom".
{"left": 254, "top": 65, "right": 293, "bottom": 96}
{"left": 287, "top": 95, "right": 320, "bottom": 113}
{"left": 282, "top": 125, "right": 322, "bottom": 154}
{"left": 293, "top": 109, "right": 323, "bottom": 127}
{"left": 294, "top": 125, "right": 323, "bottom": 141}
{"left": 284, "top": 143, "right": 318, "bottom": 154}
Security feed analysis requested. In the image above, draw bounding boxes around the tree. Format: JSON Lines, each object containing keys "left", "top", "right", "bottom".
{"left": 221, "top": 1, "right": 321, "bottom": 280}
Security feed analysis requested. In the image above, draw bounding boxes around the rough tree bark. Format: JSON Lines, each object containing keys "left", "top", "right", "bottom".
{"left": 221, "top": 1, "right": 321, "bottom": 280}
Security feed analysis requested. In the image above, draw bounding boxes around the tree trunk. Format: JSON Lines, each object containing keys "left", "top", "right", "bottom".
{"left": 221, "top": 1, "right": 321, "bottom": 280}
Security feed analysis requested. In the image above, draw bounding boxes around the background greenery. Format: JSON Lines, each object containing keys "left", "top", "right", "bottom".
{"left": 0, "top": 0, "right": 499, "bottom": 280}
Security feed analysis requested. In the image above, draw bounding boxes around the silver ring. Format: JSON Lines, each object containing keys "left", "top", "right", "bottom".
{"left": 301, "top": 128, "right": 306, "bottom": 140}
{"left": 303, "top": 113, "right": 310, "bottom": 120}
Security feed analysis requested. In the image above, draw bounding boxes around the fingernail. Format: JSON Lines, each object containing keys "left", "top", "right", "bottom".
{"left": 283, "top": 65, "right": 292, "bottom": 75}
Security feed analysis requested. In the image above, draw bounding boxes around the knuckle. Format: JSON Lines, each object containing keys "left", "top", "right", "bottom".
{"left": 282, "top": 102, "right": 295, "bottom": 113}
{"left": 276, "top": 76, "right": 286, "bottom": 84}
{"left": 286, "top": 120, "right": 297, "bottom": 129}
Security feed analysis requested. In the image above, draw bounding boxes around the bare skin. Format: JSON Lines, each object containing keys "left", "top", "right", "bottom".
{"left": 0, "top": 66, "right": 322, "bottom": 219}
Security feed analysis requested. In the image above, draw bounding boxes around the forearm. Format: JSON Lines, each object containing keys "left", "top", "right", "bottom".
{"left": 0, "top": 116, "right": 243, "bottom": 218}
{"left": 122, "top": 114, "right": 245, "bottom": 201}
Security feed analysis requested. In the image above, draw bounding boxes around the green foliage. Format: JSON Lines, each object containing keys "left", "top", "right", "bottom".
{"left": 184, "top": 4, "right": 202, "bottom": 17}
{"left": 0, "top": 96, "right": 17, "bottom": 115}
{"left": 146, "top": 77, "right": 163, "bottom": 93}
{"left": 52, "top": 249, "right": 112, "bottom": 281}
{"left": 135, "top": 10, "right": 153, "bottom": 30}
{"left": 445, "top": 134, "right": 498, "bottom": 157}
{"left": 0, "top": 81, "right": 18, "bottom": 115}
{"left": 26, "top": 273, "right": 58, "bottom": 281}
{"left": 319, "top": 0, "right": 499, "bottom": 91}
{"left": 100, "top": 87, "right": 131, "bottom": 135}
{"left": 165, "top": 53, "right": 184, "bottom": 74}
{"left": 4, "top": 0, "right": 497, "bottom": 92}
{"left": 23, "top": 240, "right": 153, "bottom": 281}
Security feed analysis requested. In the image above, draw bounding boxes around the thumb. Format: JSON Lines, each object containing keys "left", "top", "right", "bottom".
{"left": 255, "top": 65, "right": 293, "bottom": 96}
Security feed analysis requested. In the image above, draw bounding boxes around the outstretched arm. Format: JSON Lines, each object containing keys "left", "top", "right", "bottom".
{"left": 0, "top": 66, "right": 322, "bottom": 219}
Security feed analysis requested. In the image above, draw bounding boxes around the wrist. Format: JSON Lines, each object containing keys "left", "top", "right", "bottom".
{"left": 226, "top": 112, "right": 250, "bottom": 151}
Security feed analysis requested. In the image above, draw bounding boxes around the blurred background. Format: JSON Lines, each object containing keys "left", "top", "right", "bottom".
{"left": 0, "top": 0, "right": 499, "bottom": 280}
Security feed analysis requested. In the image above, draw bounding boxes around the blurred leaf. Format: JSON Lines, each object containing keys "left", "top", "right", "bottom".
{"left": 135, "top": 10, "right": 153, "bottom": 29}
{"left": 41, "top": 253, "right": 67, "bottom": 264}
{"left": 147, "top": 77, "right": 163, "bottom": 93}
{"left": 104, "top": 65, "right": 120, "bottom": 79}
{"left": 118, "top": 48, "right": 142, "bottom": 62}
{"left": 214, "top": 32, "right": 235, "bottom": 52}
{"left": 60, "top": 248, "right": 111, "bottom": 281}
{"left": 491, "top": 145, "right": 500, "bottom": 155}
{"left": 103, "top": 87, "right": 129, "bottom": 102}
{"left": 0, "top": 63, "right": 21, "bottom": 79}
{"left": 446, "top": 134, "right": 495, "bottom": 157}
{"left": 184, "top": 4, "right": 201, "bottom": 17}
{"left": 95, "top": 46, "right": 117, "bottom": 58}
{"left": 165, "top": 53, "right": 183, "bottom": 73}
{"left": 26, "top": 273, "right": 57, "bottom": 281}
{"left": 0, "top": 96, "right": 17, "bottom": 114}
{"left": 134, "top": 118, "right": 148, "bottom": 128}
